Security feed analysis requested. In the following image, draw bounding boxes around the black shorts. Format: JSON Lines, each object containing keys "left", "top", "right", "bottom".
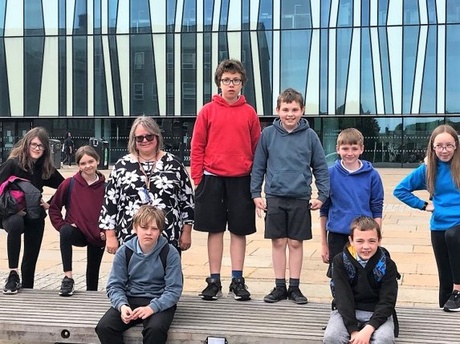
{"left": 265, "top": 197, "right": 312, "bottom": 241}
{"left": 193, "top": 175, "right": 256, "bottom": 236}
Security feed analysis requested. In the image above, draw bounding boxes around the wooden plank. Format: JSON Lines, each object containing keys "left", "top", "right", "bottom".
{"left": 0, "top": 290, "right": 459, "bottom": 344}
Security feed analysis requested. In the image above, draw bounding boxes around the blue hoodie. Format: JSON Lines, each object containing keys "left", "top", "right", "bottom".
{"left": 251, "top": 118, "right": 329, "bottom": 201}
{"left": 106, "top": 235, "right": 183, "bottom": 313}
{"left": 393, "top": 161, "right": 460, "bottom": 230}
{"left": 320, "top": 159, "right": 384, "bottom": 235}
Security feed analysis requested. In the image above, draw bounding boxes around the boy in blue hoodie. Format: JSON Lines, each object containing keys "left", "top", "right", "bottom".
{"left": 95, "top": 205, "right": 183, "bottom": 344}
{"left": 320, "top": 128, "right": 384, "bottom": 278}
{"left": 251, "top": 88, "right": 330, "bottom": 304}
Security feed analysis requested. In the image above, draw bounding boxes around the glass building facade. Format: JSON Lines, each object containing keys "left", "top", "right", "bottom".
{"left": 0, "top": 0, "right": 460, "bottom": 166}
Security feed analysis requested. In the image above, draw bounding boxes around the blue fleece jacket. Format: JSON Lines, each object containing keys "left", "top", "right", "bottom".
{"left": 251, "top": 118, "right": 329, "bottom": 201}
{"left": 393, "top": 161, "right": 460, "bottom": 230}
{"left": 106, "top": 235, "right": 183, "bottom": 313}
{"left": 320, "top": 159, "right": 384, "bottom": 235}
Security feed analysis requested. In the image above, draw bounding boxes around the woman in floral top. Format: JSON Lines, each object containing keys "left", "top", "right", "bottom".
{"left": 100, "top": 116, "right": 194, "bottom": 255}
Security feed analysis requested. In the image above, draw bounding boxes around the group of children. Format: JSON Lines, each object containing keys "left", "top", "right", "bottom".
{"left": 2, "top": 58, "right": 460, "bottom": 344}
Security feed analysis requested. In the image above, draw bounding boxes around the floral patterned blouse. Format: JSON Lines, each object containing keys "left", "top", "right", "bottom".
{"left": 99, "top": 152, "right": 194, "bottom": 248}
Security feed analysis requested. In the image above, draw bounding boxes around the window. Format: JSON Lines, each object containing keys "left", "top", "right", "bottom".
{"left": 182, "top": 53, "right": 196, "bottom": 69}
{"left": 134, "top": 52, "right": 145, "bottom": 70}
{"left": 133, "top": 83, "right": 144, "bottom": 100}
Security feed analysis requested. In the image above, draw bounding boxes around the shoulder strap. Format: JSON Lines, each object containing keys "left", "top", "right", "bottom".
{"left": 125, "top": 243, "right": 169, "bottom": 271}
{"left": 65, "top": 177, "right": 75, "bottom": 210}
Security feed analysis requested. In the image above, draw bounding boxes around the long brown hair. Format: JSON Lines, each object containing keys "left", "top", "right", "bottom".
{"left": 425, "top": 124, "right": 460, "bottom": 195}
{"left": 8, "top": 127, "right": 55, "bottom": 179}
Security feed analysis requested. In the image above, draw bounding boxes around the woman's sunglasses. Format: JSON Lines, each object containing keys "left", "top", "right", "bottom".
{"left": 135, "top": 134, "right": 156, "bottom": 143}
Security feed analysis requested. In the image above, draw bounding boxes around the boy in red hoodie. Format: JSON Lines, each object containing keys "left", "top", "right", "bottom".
{"left": 191, "top": 59, "right": 261, "bottom": 301}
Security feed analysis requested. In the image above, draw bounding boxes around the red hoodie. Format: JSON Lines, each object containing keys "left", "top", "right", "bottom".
{"left": 191, "top": 94, "right": 261, "bottom": 185}
{"left": 49, "top": 171, "right": 106, "bottom": 247}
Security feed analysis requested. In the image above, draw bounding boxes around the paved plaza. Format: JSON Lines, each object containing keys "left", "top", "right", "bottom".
{"left": 0, "top": 167, "right": 439, "bottom": 308}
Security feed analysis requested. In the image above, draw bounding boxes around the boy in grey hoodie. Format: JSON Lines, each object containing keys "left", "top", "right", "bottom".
{"left": 96, "top": 205, "right": 183, "bottom": 344}
{"left": 251, "top": 88, "right": 329, "bottom": 304}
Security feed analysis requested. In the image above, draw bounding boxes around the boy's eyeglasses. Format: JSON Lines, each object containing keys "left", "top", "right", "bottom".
{"left": 220, "top": 78, "right": 242, "bottom": 86}
{"left": 433, "top": 144, "right": 456, "bottom": 152}
{"left": 30, "top": 143, "right": 45, "bottom": 151}
{"left": 135, "top": 134, "right": 156, "bottom": 143}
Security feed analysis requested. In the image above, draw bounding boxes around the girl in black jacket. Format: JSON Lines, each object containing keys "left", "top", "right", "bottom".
{"left": 0, "top": 127, "right": 64, "bottom": 293}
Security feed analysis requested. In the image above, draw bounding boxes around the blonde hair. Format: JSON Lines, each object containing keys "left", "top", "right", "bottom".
{"left": 133, "top": 205, "right": 166, "bottom": 231}
{"left": 127, "top": 116, "right": 164, "bottom": 156}
{"left": 9, "top": 127, "right": 55, "bottom": 179}
{"left": 337, "top": 128, "right": 364, "bottom": 146}
{"left": 425, "top": 124, "right": 460, "bottom": 195}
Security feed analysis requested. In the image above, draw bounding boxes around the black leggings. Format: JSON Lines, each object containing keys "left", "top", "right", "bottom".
{"left": 60, "top": 224, "right": 104, "bottom": 291}
{"left": 2, "top": 214, "right": 45, "bottom": 289}
{"left": 431, "top": 226, "right": 460, "bottom": 307}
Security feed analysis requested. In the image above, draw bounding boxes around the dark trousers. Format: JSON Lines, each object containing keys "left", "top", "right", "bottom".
{"left": 60, "top": 224, "right": 104, "bottom": 291}
{"left": 431, "top": 226, "right": 460, "bottom": 307}
{"left": 95, "top": 299, "right": 176, "bottom": 344}
{"left": 2, "top": 214, "right": 45, "bottom": 288}
{"left": 326, "top": 232, "right": 349, "bottom": 278}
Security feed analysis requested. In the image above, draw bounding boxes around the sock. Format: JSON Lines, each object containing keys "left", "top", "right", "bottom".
{"left": 210, "top": 273, "right": 220, "bottom": 280}
{"left": 232, "top": 270, "right": 243, "bottom": 279}
{"left": 289, "top": 278, "right": 300, "bottom": 288}
{"left": 275, "top": 279, "right": 287, "bottom": 288}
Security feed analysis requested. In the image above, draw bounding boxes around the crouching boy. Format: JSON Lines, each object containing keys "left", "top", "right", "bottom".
{"left": 95, "top": 205, "right": 183, "bottom": 344}
{"left": 323, "top": 216, "right": 398, "bottom": 344}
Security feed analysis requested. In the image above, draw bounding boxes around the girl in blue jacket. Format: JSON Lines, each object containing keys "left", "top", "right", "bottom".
{"left": 394, "top": 124, "right": 460, "bottom": 312}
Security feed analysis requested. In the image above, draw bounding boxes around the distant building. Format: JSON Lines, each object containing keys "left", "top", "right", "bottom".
{"left": 0, "top": 1, "right": 459, "bottom": 166}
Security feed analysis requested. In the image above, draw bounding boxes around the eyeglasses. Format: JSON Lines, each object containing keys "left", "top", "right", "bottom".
{"left": 433, "top": 143, "right": 456, "bottom": 152}
{"left": 135, "top": 134, "right": 156, "bottom": 143}
{"left": 30, "top": 143, "right": 45, "bottom": 151}
{"left": 220, "top": 78, "right": 242, "bottom": 86}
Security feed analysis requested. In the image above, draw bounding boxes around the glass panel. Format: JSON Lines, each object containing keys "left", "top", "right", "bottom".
{"left": 220, "top": 0, "right": 230, "bottom": 28}
{"left": 401, "top": 117, "right": 442, "bottom": 166}
{"left": 420, "top": 26, "right": 437, "bottom": 114}
{"left": 94, "top": 0, "right": 101, "bottom": 32}
{"left": 203, "top": 32, "right": 212, "bottom": 101}
{"left": 94, "top": 36, "right": 108, "bottom": 115}
{"left": 181, "top": 32, "right": 196, "bottom": 115}
{"left": 0, "top": 37, "right": 10, "bottom": 115}
{"left": 403, "top": 0, "right": 419, "bottom": 25}
{"left": 427, "top": 0, "right": 437, "bottom": 24}
{"left": 182, "top": 0, "right": 196, "bottom": 32}
{"left": 204, "top": 0, "right": 213, "bottom": 29}
{"left": 58, "top": 0, "right": 65, "bottom": 35}
{"left": 259, "top": 0, "right": 273, "bottom": 30}
{"left": 130, "top": 0, "right": 151, "bottom": 33}
{"left": 281, "top": 0, "right": 312, "bottom": 29}
{"left": 280, "top": 30, "right": 311, "bottom": 97}
{"left": 166, "top": 33, "right": 174, "bottom": 114}
{"left": 374, "top": 118, "right": 403, "bottom": 165}
{"left": 0, "top": 0, "right": 5, "bottom": 36}
{"left": 446, "top": 24, "right": 460, "bottom": 113}
{"left": 361, "top": 0, "right": 370, "bottom": 27}
{"left": 258, "top": 27, "right": 272, "bottom": 115}
{"left": 24, "top": 36, "right": 44, "bottom": 116}
{"left": 403, "top": 26, "right": 419, "bottom": 113}
{"left": 24, "top": 0, "right": 44, "bottom": 36}
{"left": 336, "top": 28, "right": 352, "bottom": 114}
{"left": 72, "top": 36, "right": 87, "bottom": 115}
{"left": 378, "top": 0, "right": 389, "bottom": 26}
{"left": 58, "top": 36, "right": 66, "bottom": 116}
{"left": 108, "top": 0, "right": 118, "bottom": 33}
{"left": 337, "top": 0, "right": 353, "bottom": 27}
{"left": 379, "top": 27, "right": 393, "bottom": 113}
{"left": 320, "top": 28, "right": 328, "bottom": 114}
{"left": 73, "top": 0, "right": 87, "bottom": 34}
{"left": 167, "top": 0, "right": 176, "bottom": 31}
{"left": 447, "top": 0, "right": 460, "bottom": 24}
{"left": 361, "top": 28, "right": 376, "bottom": 114}
{"left": 241, "top": 31, "right": 256, "bottom": 108}
{"left": 131, "top": 34, "right": 158, "bottom": 115}
{"left": 108, "top": 34, "right": 123, "bottom": 115}
{"left": 321, "top": 0, "right": 332, "bottom": 28}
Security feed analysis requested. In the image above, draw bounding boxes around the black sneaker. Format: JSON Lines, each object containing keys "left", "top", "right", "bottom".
{"left": 59, "top": 277, "right": 75, "bottom": 297}
{"left": 287, "top": 287, "right": 308, "bottom": 304}
{"left": 3, "top": 270, "right": 21, "bottom": 294}
{"left": 443, "top": 290, "right": 460, "bottom": 312}
{"left": 264, "top": 286, "right": 288, "bottom": 303}
{"left": 199, "top": 277, "right": 222, "bottom": 301}
{"left": 229, "top": 277, "right": 251, "bottom": 301}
